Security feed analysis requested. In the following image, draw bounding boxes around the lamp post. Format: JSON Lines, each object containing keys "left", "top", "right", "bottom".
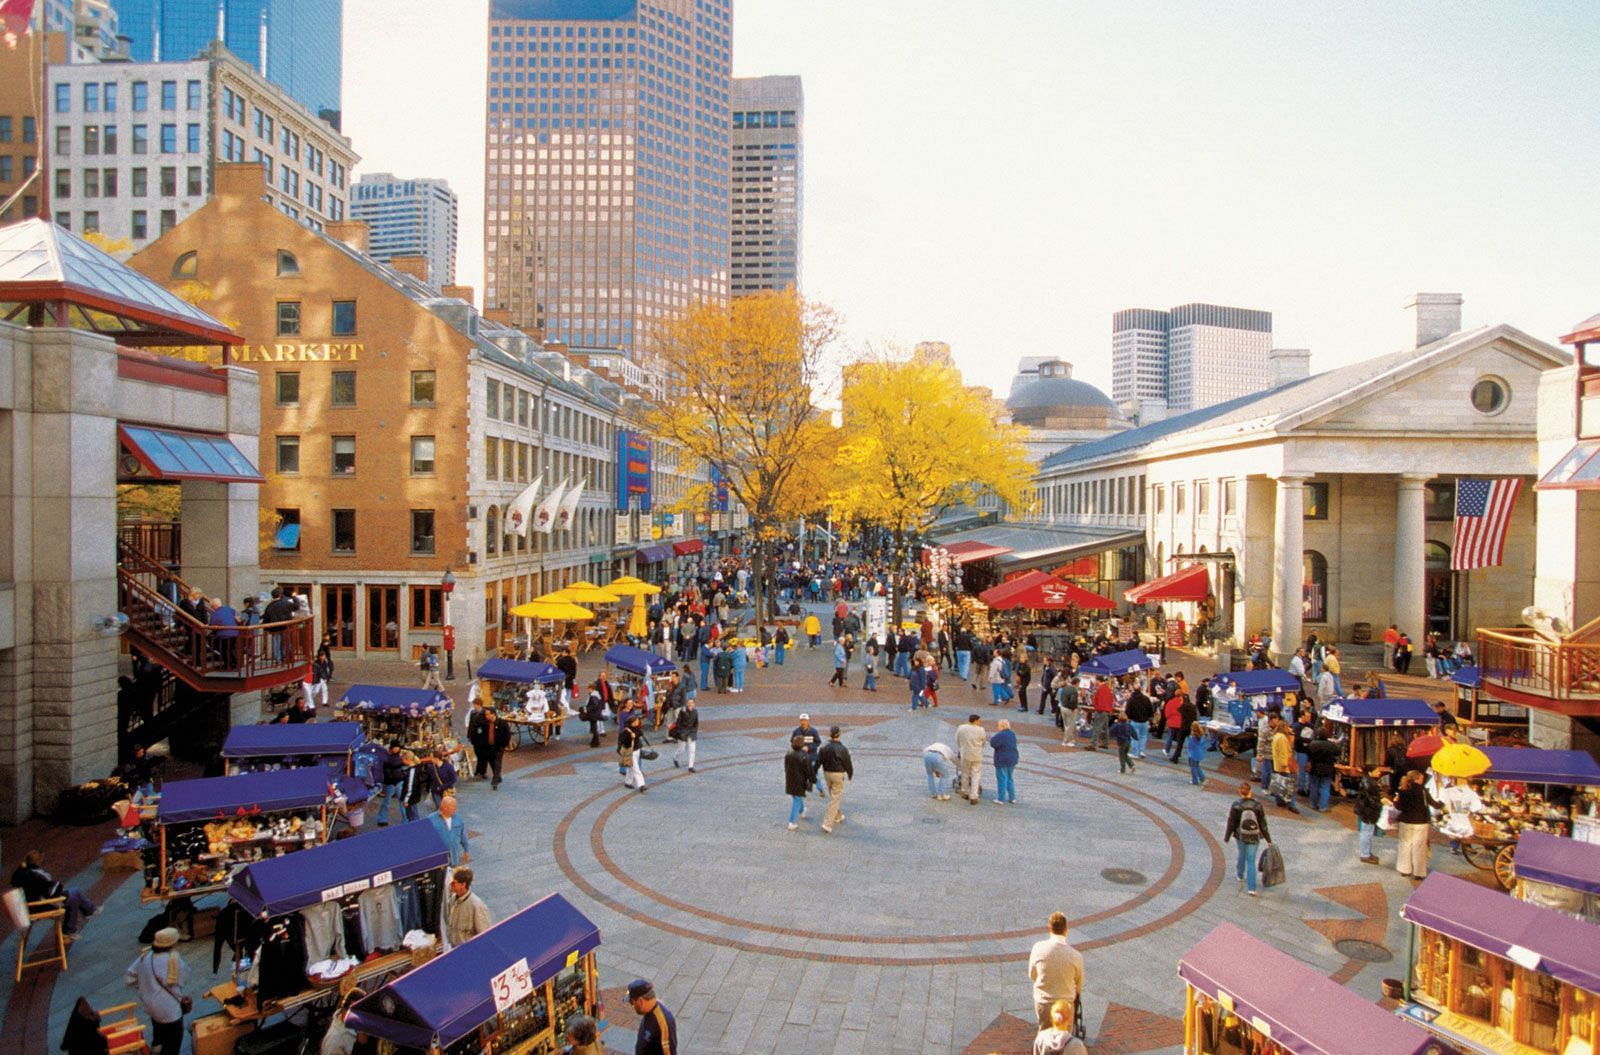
{"left": 441, "top": 569, "right": 456, "bottom": 680}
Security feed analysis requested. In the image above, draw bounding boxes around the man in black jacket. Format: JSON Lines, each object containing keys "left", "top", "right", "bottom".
{"left": 817, "top": 726, "right": 854, "bottom": 834}
{"left": 260, "top": 587, "right": 296, "bottom": 664}
{"left": 11, "top": 850, "right": 96, "bottom": 935}
{"left": 671, "top": 696, "right": 699, "bottom": 772}
{"left": 376, "top": 743, "right": 406, "bottom": 825}
{"left": 1355, "top": 764, "right": 1384, "bottom": 864}
{"left": 555, "top": 648, "right": 579, "bottom": 696}
{"left": 791, "top": 714, "right": 826, "bottom": 798}
{"left": 785, "top": 736, "right": 813, "bottom": 830}
{"left": 1304, "top": 726, "right": 1341, "bottom": 813}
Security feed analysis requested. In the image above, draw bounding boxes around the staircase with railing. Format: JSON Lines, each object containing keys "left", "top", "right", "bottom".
{"left": 1475, "top": 615, "right": 1600, "bottom": 717}
{"left": 117, "top": 540, "right": 313, "bottom": 694}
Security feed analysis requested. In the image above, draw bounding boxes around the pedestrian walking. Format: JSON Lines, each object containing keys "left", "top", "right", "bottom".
{"left": 420, "top": 646, "right": 444, "bottom": 690}
{"left": 1110, "top": 712, "right": 1135, "bottom": 773}
{"left": 829, "top": 637, "right": 848, "bottom": 687}
{"left": 671, "top": 695, "right": 699, "bottom": 772}
{"left": 125, "top": 927, "right": 189, "bottom": 1055}
{"left": 988, "top": 651, "right": 1008, "bottom": 706}
{"left": 628, "top": 979, "right": 678, "bottom": 1055}
{"left": 1305, "top": 725, "right": 1340, "bottom": 812}
{"left": 1089, "top": 677, "right": 1114, "bottom": 749}
{"left": 785, "top": 735, "right": 813, "bottom": 830}
{"left": 1223, "top": 782, "right": 1271, "bottom": 896}
{"left": 443, "top": 867, "right": 492, "bottom": 949}
{"left": 428, "top": 792, "right": 471, "bottom": 865}
{"left": 922, "top": 659, "right": 941, "bottom": 707}
{"left": 374, "top": 742, "right": 406, "bottom": 826}
{"left": 1355, "top": 764, "right": 1384, "bottom": 865}
{"left": 1125, "top": 684, "right": 1154, "bottom": 759}
{"left": 303, "top": 647, "right": 332, "bottom": 711}
{"left": 863, "top": 642, "right": 878, "bottom": 691}
{"left": 1269, "top": 716, "right": 1300, "bottom": 813}
{"left": 924, "top": 741, "right": 957, "bottom": 800}
{"left": 1026, "top": 912, "right": 1084, "bottom": 1030}
{"left": 773, "top": 624, "right": 789, "bottom": 665}
{"left": 1395, "top": 769, "right": 1441, "bottom": 880}
{"left": 1015, "top": 655, "right": 1032, "bottom": 712}
{"left": 1032, "top": 1001, "right": 1089, "bottom": 1055}
{"left": 478, "top": 708, "right": 511, "bottom": 790}
{"left": 619, "top": 715, "right": 649, "bottom": 792}
{"left": 817, "top": 726, "right": 853, "bottom": 833}
{"left": 1185, "top": 721, "right": 1209, "bottom": 785}
{"left": 1058, "top": 677, "right": 1080, "bottom": 745}
{"left": 956, "top": 714, "right": 987, "bottom": 804}
{"left": 992, "top": 718, "right": 1019, "bottom": 804}
{"left": 803, "top": 612, "right": 821, "bottom": 647}
{"left": 791, "top": 714, "right": 826, "bottom": 796}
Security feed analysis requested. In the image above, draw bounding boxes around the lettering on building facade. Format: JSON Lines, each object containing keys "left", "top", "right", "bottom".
{"left": 225, "top": 343, "right": 365, "bottom": 364}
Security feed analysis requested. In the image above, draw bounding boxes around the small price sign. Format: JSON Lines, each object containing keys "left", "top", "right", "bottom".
{"left": 490, "top": 957, "right": 535, "bottom": 1013}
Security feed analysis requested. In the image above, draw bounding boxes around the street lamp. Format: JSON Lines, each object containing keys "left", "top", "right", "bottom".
{"left": 441, "top": 568, "right": 457, "bottom": 680}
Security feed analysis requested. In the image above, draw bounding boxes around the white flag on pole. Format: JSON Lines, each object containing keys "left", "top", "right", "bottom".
{"left": 505, "top": 474, "right": 544, "bottom": 537}
{"left": 532, "top": 476, "right": 568, "bottom": 534}
{"left": 556, "top": 475, "right": 586, "bottom": 532}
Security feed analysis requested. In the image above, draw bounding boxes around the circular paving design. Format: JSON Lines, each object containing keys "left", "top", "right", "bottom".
{"left": 551, "top": 744, "right": 1226, "bottom": 965}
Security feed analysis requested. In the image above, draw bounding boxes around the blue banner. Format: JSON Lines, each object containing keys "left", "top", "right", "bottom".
{"left": 709, "top": 465, "right": 730, "bottom": 512}
{"left": 617, "top": 431, "right": 652, "bottom": 512}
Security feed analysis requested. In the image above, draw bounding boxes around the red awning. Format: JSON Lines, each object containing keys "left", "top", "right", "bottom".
{"left": 1124, "top": 563, "right": 1211, "bottom": 604}
{"left": 118, "top": 424, "right": 264, "bottom": 483}
{"left": 944, "top": 540, "right": 1013, "bottom": 564}
{"left": 980, "top": 570, "right": 1116, "bottom": 611}
{"left": 673, "top": 539, "right": 705, "bottom": 556}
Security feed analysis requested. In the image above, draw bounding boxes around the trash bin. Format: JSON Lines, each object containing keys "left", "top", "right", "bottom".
{"left": 1351, "top": 621, "right": 1372, "bottom": 645}
{"left": 1229, "top": 648, "right": 1250, "bottom": 672}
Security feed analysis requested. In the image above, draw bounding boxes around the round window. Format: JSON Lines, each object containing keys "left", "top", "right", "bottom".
{"left": 1471, "top": 377, "right": 1509, "bottom": 415}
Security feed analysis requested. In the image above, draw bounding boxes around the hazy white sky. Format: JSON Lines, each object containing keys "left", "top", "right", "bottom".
{"left": 343, "top": 1, "right": 1600, "bottom": 398}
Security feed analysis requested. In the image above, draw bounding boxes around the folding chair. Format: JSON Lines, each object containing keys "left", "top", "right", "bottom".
{"left": 13, "top": 894, "right": 70, "bottom": 981}
{"left": 95, "top": 1002, "right": 150, "bottom": 1055}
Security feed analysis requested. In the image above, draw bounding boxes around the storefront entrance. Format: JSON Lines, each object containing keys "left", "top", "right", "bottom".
{"left": 1426, "top": 541, "right": 1454, "bottom": 639}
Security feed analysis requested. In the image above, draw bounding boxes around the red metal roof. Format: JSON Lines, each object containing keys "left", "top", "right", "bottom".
{"left": 943, "top": 539, "right": 1013, "bottom": 563}
{"left": 979, "top": 570, "right": 1115, "bottom": 611}
{"left": 1124, "top": 563, "right": 1211, "bottom": 604}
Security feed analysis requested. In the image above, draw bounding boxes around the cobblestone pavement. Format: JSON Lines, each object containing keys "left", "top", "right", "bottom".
{"left": 1, "top": 608, "right": 1482, "bottom": 1054}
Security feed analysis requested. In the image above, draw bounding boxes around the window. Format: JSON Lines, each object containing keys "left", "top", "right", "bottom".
{"left": 82, "top": 82, "right": 98, "bottom": 112}
{"left": 1425, "top": 482, "right": 1455, "bottom": 522}
{"left": 0, "top": 156, "right": 11, "bottom": 181}
{"left": 331, "top": 371, "right": 356, "bottom": 406}
{"left": 132, "top": 81, "right": 147, "bottom": 112}
{"left": 160, "top": 80, "right": 176, "bottom": 110}
{"left": 485, "top": 378, "right": 500, "bottom": 419}
{"left": 411, "top": 370, "right": 436, "bottom": 404}
{"left": 485, "top": 436, "right": 499, "bottom": 481}
{"left": 83, "top": 124, "right": 99, "bottom": 154}
{"left": 276, "top": 301, "right": 300, "bottom": 336}
{"left": 1174, "top": 483, "right": 1187, "bottom": 515}
{"left": 1152, "top": 484, "right": 1165, "bottom": 514}
{"left": 1195, "top": 480, "right": 1211, "bottom": 516}
{"left": 53, "top": 169, "right": 70, "bottom": 199}
{"left": 275, "top": 371, "right": 300, "bottom": 405}
{"left": 159, "top": 123, "right": 176, "bottom": 152}
{"left": 81, "top": 210, "right": 99, "bottom": 232}
{"left": 54, "top": 83, "right": 69, "bottom": 113}
{"left": 55, "top": 211, "right": 69, "bottom": 230}
{"left": 1471, "top": 376, "right": 1509, "bottom": 415}
{"left": 410, "top": 585, "right": 444, "bottom": 628}
{"left": 275, "top": 249, "right": 300, "bottom": 276}
{"left": 131, "top": 124, "right": 147, "bottom": 153}
{"left": 103, "top": 82, "right": 116, "bottom": 111}
{"left": 1304, "top": 481, "right": 1329, "bottom": 520}
{"left": 273, "top": 508, "right": 300, "bottom": 551}
{"left": 0, "top": 115, "right": 9, "bottom": 141}
{"left": 102, "top": 168, "right": 117, "bottom": 197}
{"left": 332, "top": 509, "right": 356, "bottom": 553}
{"left": 331, "top": 435, "right": 356, "bottom": 474}
{"left": 410, "top": 436, "right": 436, "bottom": 475}
{"left": 275, "top": 435, "right": 300, "bottom": 474}
{"left": 186, "top": 80, "right": 200, "bottom": 110}
{"left": 485, "top": 506, "right": 499, "bottom": 554}
{"left": 159, "top": 166, "right": 175, "bottom": 195}
{"left": 1222, "top": 479, "right": 1238, "bottom": 516}
{"left": 410, "top": 510, "right": 436, "bottom": 555}
{"left": 103, "top": 125, "right": 116, "bottom": 152}
{"left": 186, "top": 166, "right": 201, "bottom": 195}
{"left": 159, "top": 209, "right": 175, "bottom": 233}
{"left": 331, "top": 300, "right": 357, "bottom": 336}
{"left": 21, "top": 116, "right": 33, "bottom": 143}
{"left": 131, "top": 168, "right": 147, "bottom": 196}
{"left": 1302, "top": 550, "right": 1328, "bottom": 622}
{"left": 518, "top": 389, "right": 529, "bottom": 427}
{"left": 130, "top": 210, "right": 147, "bottom": 240}
{"left": 171, "top": 250, "right": 197, "bottom": 278}
{"left": 185, "top": 123, "right": 200, "bottom": 152}
{"left": 54, "top": 124, "right": 69, "bottom": 155}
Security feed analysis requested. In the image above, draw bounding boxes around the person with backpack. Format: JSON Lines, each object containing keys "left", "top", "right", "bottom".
{"left": 1223, "top": 782, "right": 1272, "bottom": 896}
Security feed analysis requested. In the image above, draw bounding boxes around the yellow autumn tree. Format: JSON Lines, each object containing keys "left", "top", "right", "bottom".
{"left": 647, "top": 288, "right": 843, "bottom": 620}
{"left": 831, "top": 352, "right": 1032, "bottom": 619}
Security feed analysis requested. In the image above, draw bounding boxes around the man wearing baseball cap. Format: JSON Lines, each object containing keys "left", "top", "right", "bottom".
{"left": 790, "top": 713, "right": 826, "bottom": 799}
{"left": 628, "top": 977, "right": 677, "bottom": 1054}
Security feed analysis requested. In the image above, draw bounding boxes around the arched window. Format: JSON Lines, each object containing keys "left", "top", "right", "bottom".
{"left": 1425, "top": 541, "right": 1450, "bottom": 567}
{"left": 171, "top": 251, "right": 197, "bottom": 279}
{"left": 276, "top": 249, "right": 300, "bottom": 277}
{"left": 1303, "top": 550, "right": 1328, "bottom": 622}
{"left": 486, "top": 506, "right": 499, "bottom": 555}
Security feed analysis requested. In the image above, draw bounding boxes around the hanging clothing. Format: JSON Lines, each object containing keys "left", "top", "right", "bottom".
{"left": 211, "top": 901, "right": 263, "bottom": 974}
{"left": 358, "top": 885, "right": 403, "bottom": 954}
{"left": 256, "top": 914, "right": 309, "bottom": 1002}
{"left": 395, "top": 878, "right": 423, "bottom": 934}
{"left": 298, "top": 901, "right": 346, "bottom": 966}
{"left": 341, "top": 902, "right": 368, "bottom": 962}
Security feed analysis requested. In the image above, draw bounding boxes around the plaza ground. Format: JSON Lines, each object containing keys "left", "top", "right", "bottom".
{"left": 0, "top": 607, "right": 1486, "bottom": 1054}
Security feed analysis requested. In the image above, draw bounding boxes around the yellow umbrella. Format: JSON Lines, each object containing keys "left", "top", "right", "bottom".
{"left": 628, "top": 594, "right": 649, "bottom": 636}
{"left": 561, "top": 581, "right": 623, "bottom": 604}
{"left": 1431, "top": 742, "right": 1492, "bottom": 778}
{"left": 510, "top": 595, "right": 596, "bottom": 621}
{"left": 607, "top": 577, "right": 662, "bottom": 597}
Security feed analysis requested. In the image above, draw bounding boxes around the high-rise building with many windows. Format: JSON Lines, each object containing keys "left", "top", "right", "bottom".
{"left": 108, "top": 0, "right": 343, "bottom": 125}
{"left": 730, "top": 74, "right": 801, "bottom": 296}
{"left": 352, "top": 173, "right": 460, "bottom": 288}
{"left": 483, "top": 0, "right": 732, "bottom": 365}
{"left": 1111, "top": 303, "right": 1274, "bottom": 414}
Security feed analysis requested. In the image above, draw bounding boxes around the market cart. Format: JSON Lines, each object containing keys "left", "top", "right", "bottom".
{"left": 192, "top": 820, "right": 450, "bottom": 1045}
{"left": 1201, "top": 670, "right": 1304, "bottom": 757}
{"left": 1441, "top": 746, "right": 1600, "bottom": 889}
{"left": 141, "top": 769, "right": 335, "bottom": 902}
{"left": 1399, "top": 872, "right": 1600, "bottom": 1055}
{"left": 346, "top": 892, "right": 603, "bottom": 1055}
{"left": 478, "top": 658, "right": 568, "bottom": 749}
{"left": 1323, "top": 698, "right": 1439, "bottom": 782}
{"left": 603, "top": 644, "right": 677, "bottom": 728}
{"left": 1178, "top": 921, "right": 1441, "bottom": 1055}
{"left": 1077, "top": 648, "right": 1158, "bottom": 679}
{"left": 335, "top": 685, "right": 458, "bottom": 760}
{"left": 221, "top": 722, "right": 366, "bottom": 776}
{"left": 1512, "top": 830, "right": 1600, "bottom": 924}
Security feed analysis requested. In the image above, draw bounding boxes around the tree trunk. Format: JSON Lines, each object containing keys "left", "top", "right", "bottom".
{"left": 891, "top": 526, "right": 905, "bottom": 628}
{"left": 751, "top": 533, "right": 768, "bottom": 627}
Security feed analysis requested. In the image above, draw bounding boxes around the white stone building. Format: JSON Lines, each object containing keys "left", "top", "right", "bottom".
{"left": 351, "top": 172, "right": 460, "bottom": 287}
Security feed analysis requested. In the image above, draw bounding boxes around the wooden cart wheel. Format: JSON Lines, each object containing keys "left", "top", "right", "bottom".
{"left": 1461, "top": 841, "right": 1498, "bottom": 871}
{"left": 1493, "top": 845, "right": 1516, "bottom": 890}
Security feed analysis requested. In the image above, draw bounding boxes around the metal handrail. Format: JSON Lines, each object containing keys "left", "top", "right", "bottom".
{"left": 118, "top": 569, "right": 312, "bottom": 681}
{"left": 1476, "top": 627, "right": 1600, "bottom": 700}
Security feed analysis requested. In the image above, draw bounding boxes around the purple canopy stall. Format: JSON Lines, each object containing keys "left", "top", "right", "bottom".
{"left": 1178, "top": 922, "right": 1439, "bottom": 1055}
{"left": 1514, "top": 830, "right": 1600, "bottom": 896}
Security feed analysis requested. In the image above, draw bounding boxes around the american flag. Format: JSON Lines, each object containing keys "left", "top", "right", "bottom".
{"left": 1452, "top": 478, "right": 1522, "bottom": 571}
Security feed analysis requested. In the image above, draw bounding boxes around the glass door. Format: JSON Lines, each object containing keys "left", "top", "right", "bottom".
{"left": 367, "top": 586, "right": 400, "bottom": 651}
{"left": 323, "top": 585, "right": 355, "bottom": 650}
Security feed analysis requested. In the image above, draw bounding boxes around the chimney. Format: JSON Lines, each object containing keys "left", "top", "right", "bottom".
{"left": 1407, "top": 293, "right": 1463, "bottom": 348}
{"left": 325, "top": 220, "right": 370, "bottom": 254}
{"left": 215, "top": 161, "right": 268, "bottom": 201}
{"left": 441, "top": 284, "right": 475, "bottom": 306}
{"left": 483, "top": 308, "right": 513, "bottom": 325}
{"left": 389, "top": 254, "right": 430, "bottom": 282}
{"left": 1269, "top": 347, "right": 1311, "bottom": 387}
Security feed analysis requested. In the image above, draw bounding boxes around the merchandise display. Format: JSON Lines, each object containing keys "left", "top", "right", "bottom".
{"left": 221, "top": 722, "right": 366, "bottom": 776}
{"left": 1322, "top": 698, "right": 1439, "bottom": 778}
{"left": 1512, "top": 830, "right": 1600, "bottom": 924}
{"left": 478, "top": 659, "right": 571, "bottom": 747}
{"left": 336, "top": 685, "right": 459, "bottom": 759}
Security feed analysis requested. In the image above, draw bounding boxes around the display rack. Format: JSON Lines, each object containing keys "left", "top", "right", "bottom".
{"left": 221, "top": 722, "right": 366, "bottom": 776}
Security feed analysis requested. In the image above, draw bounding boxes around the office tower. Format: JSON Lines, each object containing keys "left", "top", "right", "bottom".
{"left": 109, "top": 0, "right": 342, "bottom": 124}
{"left": 352, "top": 173, "right": 460, "bottom": 287}
{"left": 730, "top": 74, "right": 801, "bottom": 295}
{"left": 483, "top": 0, "right": 732, "bottom": 363}
{"left": 31, "top": 0, "right": 123, "bottom": 59}
{"left": 47, "top": 41, "right": 357, "bottom": 245}
{"left": 1110, "top": 303, "right": 1273, "bottom": 414}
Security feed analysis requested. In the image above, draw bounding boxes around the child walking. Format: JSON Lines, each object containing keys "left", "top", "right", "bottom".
{"left": 1110, "top": 712, "right": 1136, "bottom": 773}
{"left": 1186, "top": 721, "right": 1209, "bottom": 785}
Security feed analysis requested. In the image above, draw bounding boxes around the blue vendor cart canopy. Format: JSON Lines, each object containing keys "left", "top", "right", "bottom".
{"left": 228, "top": 819, "right": 449, "bottom": 918}
{"left": 221, "top": 722, "right": 365, "bottom": 759}
{"left": 1481, "top": 746, "right": 1600, "bottom": 787}
{"left": 476, "top": 658, "right": 565, "bottom": 685}
{"left": 1514, "top": 830, "right": 1600, "bottom": 897}
{"left": 346, "top": 892, "right": 601, "bottom": 1049}
{"left": 603, "top": 643, "right": 676, "bottom": 677}
{"left": 1327, "top": 698, "right": 1439, "bottom": 727}
{"left": 1450, "top": 665, "right": 1482, "bottom": 688}
{"left": 1077, "top": 648, "right": 1157, "bottom": 678}
{"left": 337, "top": 685, "right": 452, "bottom": 714}
{"left": 1179, "top": 922, "right": 1439, "bottom": 1055}
{"left": 1402, "top": 872, "right": 1600, "bottom": 994}
{"left": 1210, "top": 670, "right": 1301, "bottom": 696}
{"left": 157, "top": 768, "right": 332, "bottom": 824}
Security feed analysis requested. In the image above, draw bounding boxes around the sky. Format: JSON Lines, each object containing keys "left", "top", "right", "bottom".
{"left": 343, "top": 1, "right": 1600, "bottom": 399}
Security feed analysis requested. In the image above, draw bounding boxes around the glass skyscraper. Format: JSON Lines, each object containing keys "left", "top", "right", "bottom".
{"left": 483, "top": 0, "right": 731, "bottom": 361}
{"left": 110, "top": 0, "right": 342, "bottom": 125}
{"left": 730, "top": 75, "right": 801, "bottom": 295}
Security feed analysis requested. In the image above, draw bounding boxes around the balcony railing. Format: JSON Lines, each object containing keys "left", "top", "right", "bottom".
{"left": 1476, "top": 620, "right": 1600, "bottom": 702}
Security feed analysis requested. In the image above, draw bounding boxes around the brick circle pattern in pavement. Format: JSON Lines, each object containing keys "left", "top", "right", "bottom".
{"left": 551, "top": 745, "right": 1226, "bottom": 965}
